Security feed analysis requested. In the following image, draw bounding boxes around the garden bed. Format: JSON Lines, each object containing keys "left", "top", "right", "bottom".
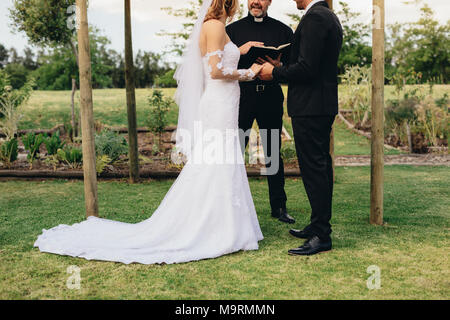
{"left": 0, "top": 124, "right": 305, "bottom": 178}
{"left": 2, "top": 119, "right": 449, "bottom": 180}
{"left": 338, "top": 110, "right": 448, "bottom": 154}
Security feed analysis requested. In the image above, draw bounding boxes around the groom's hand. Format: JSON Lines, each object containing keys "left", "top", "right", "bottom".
{"left": 256, "top": 54, "right": 282, "bottom": 67}
{"left": 239, "top": 41, "right": 264, "bottom": 55}
{"left": 259, "top": 62, "right": 274, "bottom": 81}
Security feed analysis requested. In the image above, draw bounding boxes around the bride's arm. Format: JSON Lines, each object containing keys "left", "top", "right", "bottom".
{"left": 204, "top": 20, "right": 261, "bottom": 81}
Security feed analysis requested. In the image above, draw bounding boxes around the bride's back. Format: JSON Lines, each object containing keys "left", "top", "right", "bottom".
{"left": 199, "top": 19, "right": 229, "bottom": 57}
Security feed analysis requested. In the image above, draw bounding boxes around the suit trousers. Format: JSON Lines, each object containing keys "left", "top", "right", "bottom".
{"left": 291, "top": 116, "right": 335, "bottom": 241}
{"left": 238, "top": 84, "right": 287, "bottom": 212}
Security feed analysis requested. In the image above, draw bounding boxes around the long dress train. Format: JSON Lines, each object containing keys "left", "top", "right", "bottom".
{"left": 34, "top": 41, "right": 263, "bottom": 264}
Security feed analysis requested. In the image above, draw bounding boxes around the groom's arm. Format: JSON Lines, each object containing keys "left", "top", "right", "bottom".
{"left": 272, "top": 13, "right": 329, "bottom": 84}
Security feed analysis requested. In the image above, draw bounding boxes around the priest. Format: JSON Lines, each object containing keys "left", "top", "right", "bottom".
{"left": 226, "top": 0, "right": 295, "bottom": 224}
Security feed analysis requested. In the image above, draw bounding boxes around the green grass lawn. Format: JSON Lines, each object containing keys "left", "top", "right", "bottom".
{"left": 18, "top": 88, "right": 178, "bottom": 131}
{"left": 19, "top": 85, "right": 432, "bottom": 156}
{"left": 0, "top": 166, "right": 448, "bottom": 299}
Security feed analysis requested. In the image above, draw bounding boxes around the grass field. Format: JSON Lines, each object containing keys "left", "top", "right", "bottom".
{"left": 20, "top": 85, "right": 444, "bottom": 156}
{"left": 0, "top": 166, "right": 448, "bottom": 299}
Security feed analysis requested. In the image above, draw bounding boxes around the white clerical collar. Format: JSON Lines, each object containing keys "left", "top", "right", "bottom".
{"left": 305, "top": 0, "right": 325, "bottom": 14}
{"left": 249, "top": 13, "right": 267, "bottom": 23}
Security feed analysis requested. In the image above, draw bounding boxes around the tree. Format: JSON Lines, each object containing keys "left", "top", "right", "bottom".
{"left": 134, "top": 51, "right": 171, "bottom": 88}
{"left": 0, "top": 44, "right": 9, "bottom": 69}
{"left": 124, "top": 0, "right": 139, "bottom": 183}
{"left": 159, "top": 0, "right": 245, "bottom": 55}
{"left": 4, "top": 63, "right": 29, "bottom": 89}
{"left": 9, "top": 0, "right": 78, "bottom": 63}
{"left": 10, "top": 0, "right": 83, "bottom": 138}
{"left": 387, "top": 3, "right": 450, "bottom": 84}
{"left": 335, "top": 1, "right": 372, "bottom": 74}
{"left": 159, "top": 0, "right": 204, "bottom": 56}
{"left": 286, "top": 1, "right": 371, "bottom": 75}
{"left": 8, "top": 47, "right": 22, "bottom": 65}
{"left": 76, "top": 0, "right": 98, "bottom": 217}
{"left": 22, "top": 47, "right": 38, "bottom": 70}
{"left": 32, "top": 29, "right": 114, "bottom": 90}
{"left": 370, "top": 0, "right": 385, "bottom": 226}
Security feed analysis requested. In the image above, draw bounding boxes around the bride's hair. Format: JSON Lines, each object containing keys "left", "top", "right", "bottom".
{"left": 204, "top": 0, "right": 239, "bottom": 22}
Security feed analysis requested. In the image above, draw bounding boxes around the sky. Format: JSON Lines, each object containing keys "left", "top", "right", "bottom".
{"left": 1, "top": 0, "right": 449, "bottom": 64}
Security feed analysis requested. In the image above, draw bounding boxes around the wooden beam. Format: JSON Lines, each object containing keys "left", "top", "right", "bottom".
{"left": 76, "top": 0, "right": 98, "bottom": 217}
{"left": 124, "top": 0, "right": 140, "bottom": 183}
{"left": 370, "top": 0, "right": 385, "bottom": 225}
{"left": 326, "top": 0, "right": 333, "bottom": 10}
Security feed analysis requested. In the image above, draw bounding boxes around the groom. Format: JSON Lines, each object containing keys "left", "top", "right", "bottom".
{"left": 259, "top": 0, "right": 343, "bottom": 255}
{"left": 226, "top": 0, "right": 295, "bottom": 224}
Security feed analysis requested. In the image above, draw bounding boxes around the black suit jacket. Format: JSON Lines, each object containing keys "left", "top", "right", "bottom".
{"left": 272, "top": 1, "right": 343, "bottom": 117}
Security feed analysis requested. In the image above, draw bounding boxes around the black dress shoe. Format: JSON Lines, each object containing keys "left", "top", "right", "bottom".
{"left": 271, "top": 208, "right": 295, "bottom": 224}
{"left": 288, "top": 236, "right": 332, "bottom": 256}
{"left": 289, "top": 228, "right": 313, "bottom": 239}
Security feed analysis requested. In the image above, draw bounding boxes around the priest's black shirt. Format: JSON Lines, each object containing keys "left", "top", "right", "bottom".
{"left": 226, "top": 13, "right": 294, "bottom": 85}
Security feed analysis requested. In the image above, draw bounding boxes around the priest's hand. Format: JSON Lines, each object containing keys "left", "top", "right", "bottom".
{"left": 256, "top": 54, "right": 282, "bottom": 67}
{"left": 239, "top": 41, "right": 264, "bottom": 55}
{"left": 259, "top": 63, "right": 274, "bottom": 81}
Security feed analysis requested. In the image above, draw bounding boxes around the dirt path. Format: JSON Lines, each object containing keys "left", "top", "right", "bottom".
{"left": 335, "top": 154, "right": 450, "bottom": 167}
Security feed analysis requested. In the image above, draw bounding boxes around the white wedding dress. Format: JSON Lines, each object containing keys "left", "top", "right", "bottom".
{"left": 34, "top": 41, "right": 264, "bottom": 265}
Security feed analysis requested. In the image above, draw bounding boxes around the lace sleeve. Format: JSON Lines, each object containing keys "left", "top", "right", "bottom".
{"left": 205, "top": 50, "right": 255, "bottom": 82}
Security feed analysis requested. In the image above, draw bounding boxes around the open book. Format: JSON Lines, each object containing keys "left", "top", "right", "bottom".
{"left": 246, "top": 43, "right": 291, "bottom": 64}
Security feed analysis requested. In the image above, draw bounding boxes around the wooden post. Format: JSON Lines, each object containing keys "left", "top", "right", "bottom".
{"left": 76, "top": 0, "right": 98, "bottom": 217}
{"left": 71, "top": 78, "right": 77, "bottom": 141}
{"left": 370, "top": 0, "right": 384, "bottom": 225}
{"left": 124, "top": 0, "right": 139, "bottom": 183}
{"left": 326, "top": 0, "right": 335, "bottom": 182}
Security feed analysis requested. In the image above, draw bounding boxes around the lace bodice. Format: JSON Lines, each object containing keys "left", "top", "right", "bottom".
{"left": 202, "top": 41, "right": 255, "bottom": 82}
{"left": 199, "top": 41, "right": 246, "bottom": 131}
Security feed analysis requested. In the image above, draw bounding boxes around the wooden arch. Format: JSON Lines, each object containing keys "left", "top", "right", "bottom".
{"left": 75, "top": 0, "right": 385, "bottom": 225}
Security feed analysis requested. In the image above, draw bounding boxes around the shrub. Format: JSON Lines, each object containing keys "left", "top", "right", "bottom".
{"left": 0, "top": 138, "right": 19, "bottom": 168}
{"left": 57, "top": 145, "right": 83, "bottom": 168}
{"left": 22, "top": 132, "right": 44, "bottom": 166}
{"left": 435, "top": 93, "right": 449, "bottom": 109}
{"left": 0, "top": 70, "right": 34, "bottom": 119}
{"left": 154, "top": 69, "right": 177, "bottom": 88}
{"left": 147, "top": 90, "right": 172, "bottom": 150}
{"left": 43, "top": 154, "right": 59, "bottom": 171}
{"left": 415, "top": 96, "right": 449, "bottom": 147}
{"left": 95, "top": 130, "right": 128, "bottom": 162}
{"left": 385, "top": 87, "right": 449, "bottom": 151}
{"left": 385, "top": 90, "right": 420, "bottom": 148}
{"left": 44, "top": 130, "right": 65, "bottom": 155}
{"left": 96, "top": 154, "right": 111, "bottom": 175}
{"left": 0, "top": 70, "right": 34, "bottom": 140}
{"left": 339, "top": 65, "right": 371, "bottom": 127}
{"left": 280, "top": 142, "right": 297, "bottom": 161}
{"left": 0, "top": 92, "right": 22, "bottom": 140}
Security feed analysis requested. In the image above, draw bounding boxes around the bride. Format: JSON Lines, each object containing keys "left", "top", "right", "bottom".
{"left": 34, "top": 0, "right": 265, "bottom": 264}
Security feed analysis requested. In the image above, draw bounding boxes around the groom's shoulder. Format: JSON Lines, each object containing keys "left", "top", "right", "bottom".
{"left": 308, "top": 3, "right": 337, "bottom": 20}
{"left": 302, "top": 5, "right": 337, "bottom": 28}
